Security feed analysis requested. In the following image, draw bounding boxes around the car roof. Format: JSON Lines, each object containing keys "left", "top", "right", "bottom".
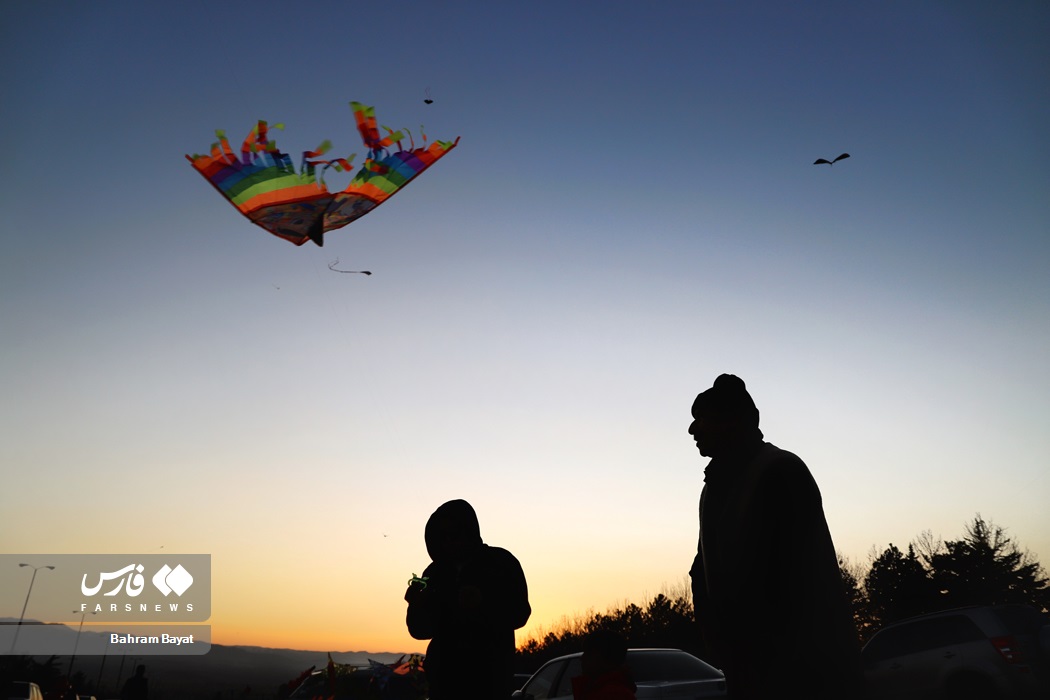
{"left": 879, "top": 604, "right": 1037, "bottom": 626}
{"left": 540, "top": 648, "right": 687, "bottom": 663}
{"left": 867, "top": 603, "right": 1048, "bottom": 638}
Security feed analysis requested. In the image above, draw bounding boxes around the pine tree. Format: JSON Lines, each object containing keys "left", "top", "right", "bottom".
{"left": 927, "top": 514, "right": 1050, "bottom": 611}
{"left": 863, "top": 543, "right": 939, "bottom": 624}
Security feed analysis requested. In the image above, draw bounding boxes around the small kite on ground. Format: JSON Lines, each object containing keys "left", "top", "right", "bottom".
{"left": 186, "top": 102, "right": 459, "bottom": 247}
{"left": 814, "top": 153, "right": 850, "bottom": 166}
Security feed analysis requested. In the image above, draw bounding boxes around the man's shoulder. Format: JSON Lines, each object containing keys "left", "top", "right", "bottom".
{"left": 754, "top": 442, "right": 812, "bottom": 477}
{"left": 470, "top": 545, "right": 527, "bottom": 583}
{"left": 755, "top": 442, "right": 821, "bottom": 494}
{"left": 757, "top": 441, "right": 805, "bottom": 465}
{"left": 481, "top": 543, "right": 523, "bottom": 565}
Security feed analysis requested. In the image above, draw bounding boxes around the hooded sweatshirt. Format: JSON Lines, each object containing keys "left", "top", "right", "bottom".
{"left": 406, "top": 500, "right": 531, "bottom": 700}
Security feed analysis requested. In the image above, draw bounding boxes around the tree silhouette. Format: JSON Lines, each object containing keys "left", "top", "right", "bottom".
{"left": 515, "top": 515, "right": 1048, "bottom": 668}
{"left": 863, "top": 543, "right": 939, "bottom": 624}
{"left": 926, "top": 514, "right": 1050, "bottom": 610}
{"left": 839, "top": 555, "right": 876, "bottom": 642}
{"left": 515, "top": 585, "right": 707, "bottom": 671}
{"left": 858, "top": 515, "right": 1049, "bottom": 643}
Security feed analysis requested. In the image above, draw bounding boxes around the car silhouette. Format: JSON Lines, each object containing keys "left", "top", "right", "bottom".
{"left": 513, "top": 648, "right": 726, "bottom": 700}
{"left": 6, "top": 682, "right": 44, "bottom": 700}
{"left": 862, "top": 604, "right": 1050, "bottom": 699}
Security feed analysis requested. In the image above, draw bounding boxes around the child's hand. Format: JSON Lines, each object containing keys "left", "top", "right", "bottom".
{"left": 405, "top": 574, "right": 429, "bottom": 603}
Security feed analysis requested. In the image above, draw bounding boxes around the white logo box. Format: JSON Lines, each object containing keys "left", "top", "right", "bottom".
{"left": 2, "top": 554, "right": 211, "bottom": 623}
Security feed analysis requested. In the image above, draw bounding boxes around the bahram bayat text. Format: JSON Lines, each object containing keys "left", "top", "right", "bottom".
{"left": 110, "top": 634, "right": 195, "bottom": 645}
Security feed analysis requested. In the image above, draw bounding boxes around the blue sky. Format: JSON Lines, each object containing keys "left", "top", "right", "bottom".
{"left": 1, "top": 1, "right": 1048, "bottom": 652}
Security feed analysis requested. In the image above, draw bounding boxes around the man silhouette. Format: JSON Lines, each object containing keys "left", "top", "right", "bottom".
{"left": 120, "top": 665, "right": 148, "bottom": 700}
{"left": 687, "top": 374, "right": 862, "bottom": 699}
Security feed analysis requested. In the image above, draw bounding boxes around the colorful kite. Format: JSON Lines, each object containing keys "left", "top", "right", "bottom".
{"left": 187, "top": 102, "right": 459, "bottom": 247}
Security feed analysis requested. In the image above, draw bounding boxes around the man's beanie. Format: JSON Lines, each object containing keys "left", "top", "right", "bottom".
{"left": 693, "top": 374, "right": 760, "bottom": 427}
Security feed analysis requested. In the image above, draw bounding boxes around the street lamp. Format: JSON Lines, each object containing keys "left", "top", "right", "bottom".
{"left": 9, "top": 562, "right": 55, "bottom": 654}
{"left": 68, "top": 609, "right": 97, "bottom": 679}
{"left": 94, "top": 639, "right": 109, "bottom": 697}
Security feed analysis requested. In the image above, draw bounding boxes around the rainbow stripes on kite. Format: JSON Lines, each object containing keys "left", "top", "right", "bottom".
{"left": 187, "top": 102, "right": 459, "bottom": 246}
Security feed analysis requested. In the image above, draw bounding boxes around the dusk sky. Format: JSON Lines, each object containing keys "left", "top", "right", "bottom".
{"left": 2, "top": 1, "right": 1048, "bottom": 655}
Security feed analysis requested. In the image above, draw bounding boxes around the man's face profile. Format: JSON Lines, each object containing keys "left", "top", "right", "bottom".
{"left": 689, "top": 402, "right": 730, "bottom": 457}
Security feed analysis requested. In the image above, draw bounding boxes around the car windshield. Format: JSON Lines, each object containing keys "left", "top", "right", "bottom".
{"left": 627, "top": 650, "right": 723, "bottom": 682}
{"left": 7, "top": 682, "right": 32, "bottom": 700}
{"left": 995, "top": 605, "right": 1049, "bottom": 635}
{"left": 863, "top": 614, "right": 986, "bottom": 662}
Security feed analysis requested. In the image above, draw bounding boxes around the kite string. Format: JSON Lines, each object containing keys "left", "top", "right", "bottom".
{"left": 308, "top": 255, "right": 416, "bottom": 538}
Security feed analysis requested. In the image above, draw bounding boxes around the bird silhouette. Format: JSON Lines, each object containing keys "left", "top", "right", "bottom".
{"left": 814, "top": 153, "right": 850, "bottom": 166}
